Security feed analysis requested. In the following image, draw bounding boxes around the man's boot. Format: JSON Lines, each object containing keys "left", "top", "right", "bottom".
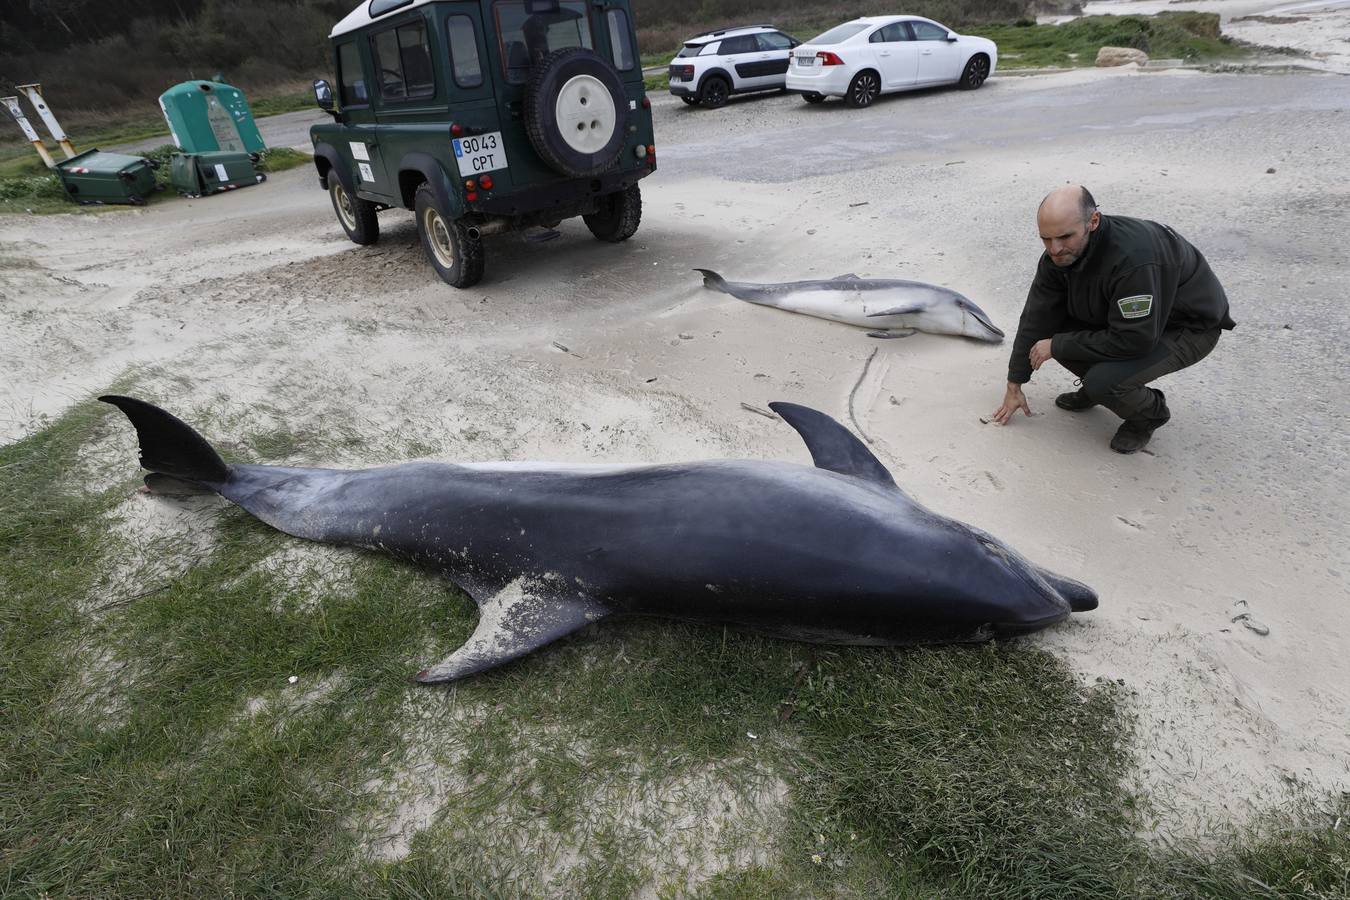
{"left": 1110, "top": 390, "right": 1171, "bottom": 454}
{"left": 1055, "top": 387, "right": 1098, "bottom": 411}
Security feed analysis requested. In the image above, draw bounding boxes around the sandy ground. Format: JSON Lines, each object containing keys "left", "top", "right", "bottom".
{"left": 3, "top": 25, "right": 1348, "bottom": 842}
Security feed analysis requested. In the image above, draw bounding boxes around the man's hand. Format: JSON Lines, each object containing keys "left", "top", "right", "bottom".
{"left": 991, "top": 382, "right": 1031, "bottom": 426}
{"left": 1029, "top": 338, "right": 1054, "bottom": 371}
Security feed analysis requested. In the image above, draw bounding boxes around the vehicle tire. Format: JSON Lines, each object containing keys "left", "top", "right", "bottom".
{"left": 583, "top": 183, "right": 642, "bottom": 242}
{"left": 679, "top": 95, "right": 698, "bottom": 106}
{"left": 414, "top": 183, "right": 484, "bottom": 288}
{"left": 329, "top": 177, "right": 379, "bottom": 245}
{"left": 802, "top": 91, "right": 826, "bottom": 104}
{"left": 524, "top": 47, "right": 629, "bottom": 178}
{"left": 959, "top": 54, "right": 991, "bottom": 90}
{"left": 699, "top": 76, "right": 730, "bottom": 109}
{"left": 846, "top": 70, "right": 881, "bottom": 109}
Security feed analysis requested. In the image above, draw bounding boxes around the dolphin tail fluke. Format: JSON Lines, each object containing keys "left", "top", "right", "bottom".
{"left": 416, "top": 580, "right": 611, "bottom": 684}
{"left": 693, "top": 268, "right": 728, "bottom": 293}
{"left": 99, "top": 395, "right": 230, "bottom": 489}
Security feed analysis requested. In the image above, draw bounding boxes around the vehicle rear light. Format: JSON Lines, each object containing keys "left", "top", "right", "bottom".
{"left": 464, "top": 179, "right": 476, "bottom": 191}
{"left": 450, "top": 123, "right": 463, "bottom": 137}
{"left": 466, "top": 191, "right": 478, "bottom": 202}
{"left": 677, "top": 65, "right": 694, "bottom": 78}
{"left": 646, "top": 144, "right": 655, "bottom": 159}
{"left": 635, "top": 144, "right": 647, "bottom": 159}
{"left": 479, "top": 175, "right": 493, "bottom": 190}
{"left": 641, "top": 96, "right": 651, "bottom": 109}
{"left": 817, "top": 51, "right": 844, "bottom": 66}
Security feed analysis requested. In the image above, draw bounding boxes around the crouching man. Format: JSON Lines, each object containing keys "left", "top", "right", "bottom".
{"left": 992, "top": 185, "right": 1236, "bottom": 453}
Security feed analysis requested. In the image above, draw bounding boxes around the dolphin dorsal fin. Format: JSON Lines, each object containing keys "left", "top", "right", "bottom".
{"left": 834, "top": 272, "right": 861, "bottom": 281}
{"left": 768, "top": 402, "right": 896, "bottom": 488}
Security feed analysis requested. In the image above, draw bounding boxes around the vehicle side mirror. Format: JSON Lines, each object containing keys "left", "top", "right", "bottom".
{"left": 313, "top": 79, "right": 335, "bottom": 113}
{"left": 946, "top": 34, "right": 958, "bottom": 42}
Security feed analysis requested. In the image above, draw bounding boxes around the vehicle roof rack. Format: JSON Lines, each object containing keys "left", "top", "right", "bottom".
{"left": 687, "top": 23, "right": 776, "bottom": 41}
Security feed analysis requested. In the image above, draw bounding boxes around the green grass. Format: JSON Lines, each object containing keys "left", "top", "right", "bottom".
{"left": 2, "top": 396, "right": 1348, "bottom": 897}
{"left": 970, "top": 13, "right": 1250, "bottom": 69}
{"left": 0, "top": 144, "right": 311, "bottom": 216}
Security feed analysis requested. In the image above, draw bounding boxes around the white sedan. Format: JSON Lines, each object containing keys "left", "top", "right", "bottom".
{"left": 785, "top": 16, "right": 997, "bottom": 108}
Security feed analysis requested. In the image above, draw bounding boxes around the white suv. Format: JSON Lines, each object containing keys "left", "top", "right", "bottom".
{"left": 667, "top": 24, "right": 802, "bottom": 109}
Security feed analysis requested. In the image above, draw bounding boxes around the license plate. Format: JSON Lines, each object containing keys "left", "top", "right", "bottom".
{"left": 452, "top": 131, "right": 508, "bottom": 175}
{"left": 795, "top": 56, "right": 816, "bottom": 67}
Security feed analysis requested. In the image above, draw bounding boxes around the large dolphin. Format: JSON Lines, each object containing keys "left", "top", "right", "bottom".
{"left": 100, "top": 395, "right": 1093, "bottom": 684}
{"left": 696, "top": 268, "right": 1005, "bottom": 342}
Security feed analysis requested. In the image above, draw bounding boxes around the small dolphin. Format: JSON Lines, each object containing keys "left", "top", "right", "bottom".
{"left": 696, "top": 268, "right": 1005, "bottom": 342}
{"left": 101, "top": 395, "right": 1092, "bottom": 684}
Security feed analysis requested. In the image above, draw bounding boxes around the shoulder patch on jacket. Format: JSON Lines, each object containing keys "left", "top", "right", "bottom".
{"left": 1117, "top": 295, "right": 1153, "bottom": 319}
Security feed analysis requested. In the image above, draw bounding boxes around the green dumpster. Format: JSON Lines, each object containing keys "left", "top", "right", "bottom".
{"left": 169, "top": 151, "right": 266, "bottom": 197}
{"left": 158, "top": 80, "right": 265, "bottom": 154}
{"left": 54, "top": 149, "right": 158, "bottom": 206}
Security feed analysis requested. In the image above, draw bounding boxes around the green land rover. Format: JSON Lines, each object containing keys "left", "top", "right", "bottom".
{"left": 310, "top": 0, "right": 657, "bottom": 288}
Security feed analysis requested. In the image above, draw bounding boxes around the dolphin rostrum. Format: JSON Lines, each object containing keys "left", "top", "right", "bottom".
{"left": 101, "top": 395, "right": 1092, "bottom": 684}
{"left": 696, "top": 268, "right": 1005, "bottom": 342}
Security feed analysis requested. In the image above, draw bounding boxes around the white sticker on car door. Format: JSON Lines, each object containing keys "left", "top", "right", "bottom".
{"left": 350, "top": 141, "right": 370, "bottom": 161}
{"left": 358, "top": 162, "right": 374, "bottom": 182}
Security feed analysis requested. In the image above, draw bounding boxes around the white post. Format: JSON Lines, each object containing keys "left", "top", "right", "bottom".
{"left": 1, "top": 96, "right": 57, "bottom": 167}
{"left": 17, "top": 84, "right": 77, "bottom": 159}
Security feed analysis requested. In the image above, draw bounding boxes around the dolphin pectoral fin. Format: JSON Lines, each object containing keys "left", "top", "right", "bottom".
{"left": 866, "top": 302, "right": 925, "bottom": 317}
{"left": 866, "top": 329, "right": 916, "bottom": 339}
{"left": 768, "top": 402, "right": 897, "bottom": 489}
{"left": 415, "top": 579, "right": 610, "bottom": 684}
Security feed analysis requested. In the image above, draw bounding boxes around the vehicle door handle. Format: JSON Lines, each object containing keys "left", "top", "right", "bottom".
{"left": 879, "top": 51, "right": 891, "bottom": 57}
{"left": 922, "top": 50, "right": 933, "bottom": 55}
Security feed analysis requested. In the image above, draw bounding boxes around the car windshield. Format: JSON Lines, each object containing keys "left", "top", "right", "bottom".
{"left": 495, "top": 0, "right": 593, "bottom": 84}
{"left": 676, "top": 43, "right": 703, "bottom": 58}
{"left": 810, "top": 22, "right": 869, "bottom": 45}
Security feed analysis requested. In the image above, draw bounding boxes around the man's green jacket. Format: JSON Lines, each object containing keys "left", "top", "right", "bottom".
{"left": 1008, "top": 214, "right": 1235, "bottom": 384}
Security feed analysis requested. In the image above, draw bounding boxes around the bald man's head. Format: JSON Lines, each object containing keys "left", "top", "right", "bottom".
{"left": 1037, "top": 185, "right": 1100, "bottom": 268}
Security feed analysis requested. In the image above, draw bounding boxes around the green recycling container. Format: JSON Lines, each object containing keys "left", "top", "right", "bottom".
{"left": 169, "top": 151, "right": 265, "bottom": 197}
{"left": 158, "top": 80, "right": 265, "bottom": 154}
{"left": 54, "top": 149, "right": 158, "bottom": 205}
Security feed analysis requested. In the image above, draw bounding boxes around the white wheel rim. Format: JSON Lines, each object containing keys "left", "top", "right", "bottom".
{"left": 332, "top": 182, "right": 357, "bottom": 230}
{"left": 422, "top": 207, "right": 455, "bottom": 268}
{"left": 555, "top": 74, "right": 616, "bottom": 154}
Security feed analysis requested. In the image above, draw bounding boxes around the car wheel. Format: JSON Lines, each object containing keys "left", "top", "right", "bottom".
{"left": 802, "top": 91, "right": 826, "bottom": 104}
{"left": 414, "top": 183, "right": 484, "bottom": 288}
{"left": 679, "top": 95, "right": 698, "bottom": 106}
{"left": 700, "top": 76, "right": 730, "bottom": 109}
{"left": 524, "top": 48, "right": 629, "bottom": 178}
{"left": 846, "top": 71, "right": 880, "bottom": 109}
{"left": 329, "top": 178, "right": 379, "bottom": 245}
{"left": 959, "top": 54, "right": 991, "bottom": 90}
{"left": 583, "top": 183, "right": 642, "bottom": 242}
